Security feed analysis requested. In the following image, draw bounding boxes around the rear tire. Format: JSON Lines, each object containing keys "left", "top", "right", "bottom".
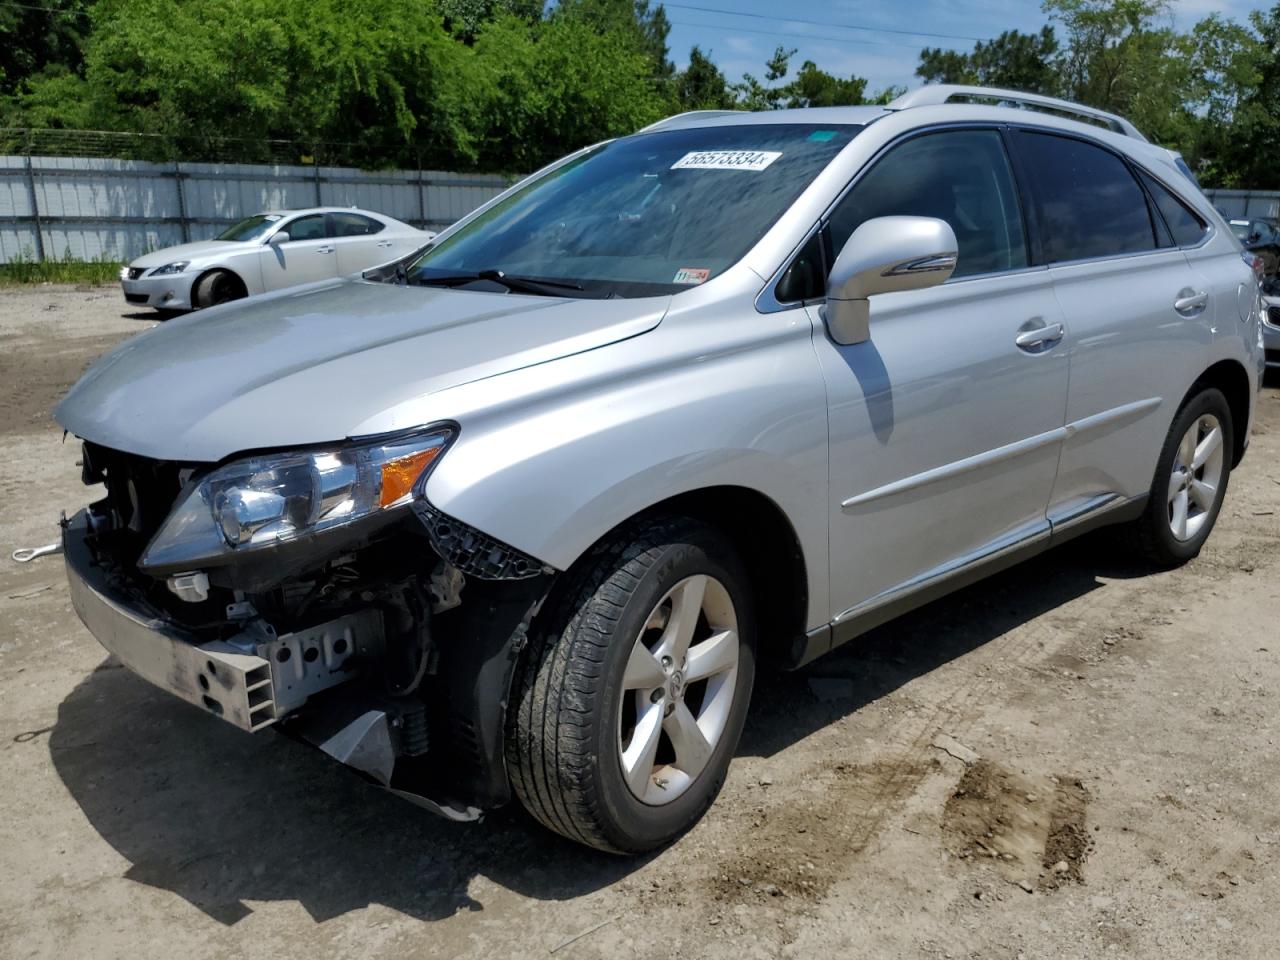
{"left": 1133, "top": 387, "right": 1232, "bottom": 565}
{"left": 506, "top": 517, "right": 755, "bottom": 853}
{"left": 192, "top": 269, "right": 246, "bottom": 309}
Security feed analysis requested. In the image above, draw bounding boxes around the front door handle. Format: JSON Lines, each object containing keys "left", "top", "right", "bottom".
{"left": 1174, "top": 288, "right": 1208, "bottom": 317}
{"left": 1015, "top": 322, "right": 1065, "bottom": 350}
{"left": 376, "top": 240, "right": 394, "bottom": 248}
{"left": 316, "top": 246, "right": 334, "bottom": 254}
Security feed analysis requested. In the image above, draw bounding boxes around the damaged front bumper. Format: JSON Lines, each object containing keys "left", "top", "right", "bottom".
{"left": 61, "top": 504, "right": 550, "bottom": 822}
{"left": 63, "top": 509, "right": 380, "bottom": 733}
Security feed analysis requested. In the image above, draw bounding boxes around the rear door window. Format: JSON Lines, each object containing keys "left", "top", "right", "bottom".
{"left": 330, "top": 213, "right": 385, "bottom": 237}
{"left": 1016, "top": 132, "right": 1156, "bottom": 263}
{"left": 826, "top": 129, "right": 1029, "bottom": 280}
{"left": 285, "top": 214, "right": 328, "bottom": 242}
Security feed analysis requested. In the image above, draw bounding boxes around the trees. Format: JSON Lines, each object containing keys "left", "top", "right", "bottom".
{"left": 0, "top": 0, "right": 92, "bottom": 96}
{"left": 470, "top": 14, "right": 666, "bottom": 171}
{"left": 1042, "top": 0, "right": 1197, "bottom": 146}
{"left": 913, "top": 0, "right": 1276, "bottom": 186}
{"left": 728, "top": 46, "right": 875, "bottom": 111}
{"left": 918, "top": 27, "right": 1059, "bottom": 93}
{"left": 0, "top": 0, "right": 1274, "bottom": 186}
{"left": 782, "top": 60, "right": 869, "bottom": 108}
{"left": 675, "top": 47, "right": 734, "bottom": 110}
{"left": 552, "top": 0, "right": 675, "bottom": 79}
{"left": 1220, "top": 5, "right": 1280, "bottom": 189}
{"left": 26, "top": 0, "right": 479, "bottom": 165}
{"left": 2, "top": 0, "right": 667, "bottom": 169}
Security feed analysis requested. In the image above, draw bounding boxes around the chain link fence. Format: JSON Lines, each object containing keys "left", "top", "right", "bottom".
{"left": 0, "top": 127, "right": 423, "bottom": 166}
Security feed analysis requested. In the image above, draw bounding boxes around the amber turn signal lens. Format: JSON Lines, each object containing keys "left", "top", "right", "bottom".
{"left": 378, "top": 447, "right": 441, "bottom": 508}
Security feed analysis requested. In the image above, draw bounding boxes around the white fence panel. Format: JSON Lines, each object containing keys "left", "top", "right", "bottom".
{"left": 0, "top": 155, "right": 515, "bottom": 263}
{"left": 1204, "top": 189, "right": 1280, "bottom": 221}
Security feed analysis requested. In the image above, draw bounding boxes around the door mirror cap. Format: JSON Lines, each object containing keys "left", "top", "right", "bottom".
{"left": 823, "top": 215, "right": 958, "bottom": 345}
{"left": 268, "top": 230, "right": 290, "bottom": 246}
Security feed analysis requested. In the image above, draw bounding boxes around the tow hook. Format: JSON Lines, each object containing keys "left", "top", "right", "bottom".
{"left": 11, "top": 542, "right": 62, "bottom": 563}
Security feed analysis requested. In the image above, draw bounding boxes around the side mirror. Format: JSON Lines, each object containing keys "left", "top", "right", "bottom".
{"left": 823, "top": 215, "right": 958, "bottom": 345}
{"left": 268, "top": 231, "right": 290, "bottom": 246}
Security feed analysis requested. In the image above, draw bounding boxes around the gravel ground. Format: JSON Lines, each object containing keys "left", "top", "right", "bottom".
{"left": 1, "top": 284, "right": 1278, "bottom": 960}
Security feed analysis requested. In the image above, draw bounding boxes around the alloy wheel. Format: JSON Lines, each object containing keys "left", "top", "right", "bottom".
{"left": 1168, "top": 413, "right": 1225, "bottom": 542}
{"left": 617, "top": 574, "right": 740, "bottom": 805}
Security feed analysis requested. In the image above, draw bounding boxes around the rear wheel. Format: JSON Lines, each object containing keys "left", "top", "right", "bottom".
{"left": 506, "top": 518, "right": 755, "bottom": 853}
{"left": 1133, "top": 387, "right": 1232, "bottom": 565}
{"left": 192, "top": 269, "right": 246, "bottom": 309}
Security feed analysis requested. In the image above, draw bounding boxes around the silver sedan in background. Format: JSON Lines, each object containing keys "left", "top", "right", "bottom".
{"left": 119, "top": 207, "right": 433, "bottom": 311}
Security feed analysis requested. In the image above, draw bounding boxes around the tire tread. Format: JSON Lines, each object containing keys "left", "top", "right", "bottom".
{"left": 506, "top": 517, "right": 713, "bottom": 852}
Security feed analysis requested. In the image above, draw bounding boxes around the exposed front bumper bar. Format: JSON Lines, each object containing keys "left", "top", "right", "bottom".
{"left": 62, "top": 510, "right": 377, "bottom": 733}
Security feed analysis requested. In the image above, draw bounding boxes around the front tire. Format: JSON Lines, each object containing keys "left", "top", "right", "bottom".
{"left": 1134, "top": 387, "right": 1233, "bottom": 565}
{"left": 192, "top": 269, "right": 246, "bottom": 309}
{"left": 506, "top": 518, "right": 756, "bottom": 853}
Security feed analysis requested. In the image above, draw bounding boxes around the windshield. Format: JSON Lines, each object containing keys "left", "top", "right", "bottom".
{"left": 407, "top": 124, "right": 860, "bottom": 297}
{"left": 217, "top": 214, "right": 284, "bottom": 243}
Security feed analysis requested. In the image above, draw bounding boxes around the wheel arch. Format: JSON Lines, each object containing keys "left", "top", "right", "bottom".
{"left": 191, "top": 265, "right": 248, "bottom": 306}
{"left": 568, "top": 485, "right": 810, "bottom": 669}
{"left": 1186, "top": 358, "right": 1252, "bottom": 466}
{"left": 428, "top": 483, "right": 810, "bottom": 814}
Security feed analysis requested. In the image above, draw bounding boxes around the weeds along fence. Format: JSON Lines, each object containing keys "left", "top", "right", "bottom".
{"left": 0, "top": 128, "right": 518, "bottom": 264}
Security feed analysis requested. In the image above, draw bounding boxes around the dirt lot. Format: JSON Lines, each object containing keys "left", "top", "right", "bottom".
{"left": 1, "top": 284, "right": 1278, "bottom": 960}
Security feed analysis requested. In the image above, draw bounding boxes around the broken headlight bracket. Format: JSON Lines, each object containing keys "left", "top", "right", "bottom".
{"left": 413, "top": 501, "right": 554, "bottom": 581}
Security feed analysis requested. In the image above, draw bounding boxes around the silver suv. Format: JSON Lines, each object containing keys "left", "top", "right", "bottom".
{"left": 56, "top": 86, "right": 1265, "bottom": 853}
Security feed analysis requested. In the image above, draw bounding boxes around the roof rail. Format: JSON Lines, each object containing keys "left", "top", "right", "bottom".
{"left": 637, "top": 110, "right": 743, "bottom": 134}
{"left": 887, "top": 85, "right": 1148, "bottom": 143}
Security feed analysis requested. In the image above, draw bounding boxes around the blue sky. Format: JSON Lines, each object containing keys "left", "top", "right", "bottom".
{"left": 664, "top": 0, "right": 1270, "bottom": 95}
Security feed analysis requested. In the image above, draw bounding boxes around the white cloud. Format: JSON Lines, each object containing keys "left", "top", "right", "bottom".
{"left": 1172, "top": 0, "right": 1261, "bottom": 21}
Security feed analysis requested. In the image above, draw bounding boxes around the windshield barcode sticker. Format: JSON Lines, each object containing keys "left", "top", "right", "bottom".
{"left": 671, "top": 150, "right": 782, "bottom": 172}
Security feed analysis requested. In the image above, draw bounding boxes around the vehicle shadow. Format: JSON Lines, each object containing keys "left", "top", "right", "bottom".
{"left": 741, "top": 531, "right": 1150, "bottom": 758}
{"left": 46, "top": 530, "right": 1155, "bottom": 925}
{"left": 120, "top": 309, "right": 183, "bottom": 322}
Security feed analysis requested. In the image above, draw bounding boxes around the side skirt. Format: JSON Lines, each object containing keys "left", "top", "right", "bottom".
{"left": 786, "top": 494, "right": 1147, "bottom": 670}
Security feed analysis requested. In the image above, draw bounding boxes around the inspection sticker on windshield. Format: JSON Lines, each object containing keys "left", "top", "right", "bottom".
{"left": 673, "top": 267, "right": 711, "bottom": 285}
{"left": 671, "top": 150, "right": 782, "bottom": 172}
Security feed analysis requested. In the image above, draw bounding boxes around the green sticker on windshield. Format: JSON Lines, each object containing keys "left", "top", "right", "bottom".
{"left": 808, "top": 130, "right": 837, "bottom": 142}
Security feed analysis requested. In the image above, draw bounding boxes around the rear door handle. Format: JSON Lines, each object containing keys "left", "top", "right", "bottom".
{"left": 1015, "top": 322, "right": 1064, "bottom": 350}
{"left": 376, "top": 240, "right": 394, "bottom": 248}
{"left": 316, "top": 246, "right": 334, "bottom": 254}
{"left": 1174, "top": 289, "right": 1208, "bottom": 317}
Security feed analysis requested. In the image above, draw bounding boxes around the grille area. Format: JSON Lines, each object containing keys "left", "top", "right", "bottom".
{"left": 124, "top": 292, "right": 148, "bottom": 304}
{"left": 1267, "top": 305, "right": 1280, "bottom": 327}
{"left": 83, "top": 442, "right": 187, "bottom": 570}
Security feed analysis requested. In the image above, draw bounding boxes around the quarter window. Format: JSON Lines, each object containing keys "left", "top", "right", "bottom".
{"left": 1017, "top": 132, "right": 1155, "bottom": 262}
{"left": 1137, "top": 170, "right": 1208, "bottom": 247}
{"left": 775, "top": 231, "right": 825, "bottom": 303}
{"left": 827, "top": 129, "right": 1028, "bottom": 280}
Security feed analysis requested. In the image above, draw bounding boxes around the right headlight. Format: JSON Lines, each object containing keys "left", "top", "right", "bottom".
{"left": 140, "top": 426, "right": 454, "bottom": 571}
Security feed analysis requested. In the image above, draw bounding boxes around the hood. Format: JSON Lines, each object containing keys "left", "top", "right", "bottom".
{"left": 131, "top": 240, "right": 251, "bottom": 267}
{"left": 56, "top": 278, "right": 667, "bottom": 462}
